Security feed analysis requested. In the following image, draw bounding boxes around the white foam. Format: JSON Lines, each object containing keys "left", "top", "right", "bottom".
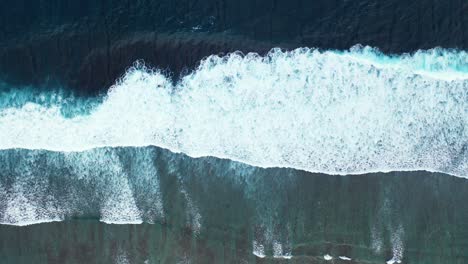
{"left": 115, "top": 250, "right": 130, "bottom": 264}
{"left": 339, "top": 256, "right": 352, "bottom": 261}
{"left": 388, "top": 225, "right": 404, "bottom": 264}
{"left": 0, "top": 148, "right": 166, "bottom": 226}
{"left": 324, "top": 254, "right": 333, "bottom": 260}
{"left": 253, "top": 240, "right": 266, "bottom": 258}
{"left": 0, "top": 46, "right": 466, "bottom": 177}
{"left": 272, "top": 241, "right": 293, "bottom": 259}
{"left": 1, "top": 171, "right": 64, "bottom": 226}
{"left": 99, "top": 178, "right": 143, "bottom": 225}
{"left": 130, "top": 148, "right": 165, "bottom": 221}
{"left": 83, "top": 150, "right": 143, "bottom": 224}
{"left": 386, "top": 258, "right": 402, "bottom": 264}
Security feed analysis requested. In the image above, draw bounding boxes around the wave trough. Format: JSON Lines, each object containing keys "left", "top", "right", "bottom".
{"left": 0, "top": 46, "right": 467, "bottom": 177}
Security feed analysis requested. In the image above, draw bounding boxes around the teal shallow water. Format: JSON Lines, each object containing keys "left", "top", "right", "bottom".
{"left": 1, "top": 147, "right": 467, "bottom": 263}
{"left": 0, "top": 47, "right": 467, "bottom": 263}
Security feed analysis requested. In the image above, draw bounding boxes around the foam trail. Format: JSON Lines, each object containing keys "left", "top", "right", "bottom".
{"left": 100, "top": 176, "right": 142, "bottom": 224}
{"left": 253, "top": 240, "right": 266, "bottom": 258}
{"left": 1, "top": 183, "right": 63, "bottom": 226}
{"left": 0, "top": 148, "right": 167, "bottom": 226}
{"left": 273, "top": 241, "right": 292, "bottom": 259}
{"left": 0, "top": 46, "right": 466, "bottom": 177}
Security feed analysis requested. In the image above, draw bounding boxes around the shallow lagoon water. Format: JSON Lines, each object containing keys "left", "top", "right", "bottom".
{"left": 1, "top": 147, "right": 468, "bottom": 263}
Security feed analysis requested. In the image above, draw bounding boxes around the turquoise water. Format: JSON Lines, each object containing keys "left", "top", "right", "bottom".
{"left": 0, "top": 147, "right": 468, "bottom": 263}
{"left": 0, "top": 47, "right": 467, "bottom": 263}
{"left": 0, "top": 47, "right": 467, "bottom": 176}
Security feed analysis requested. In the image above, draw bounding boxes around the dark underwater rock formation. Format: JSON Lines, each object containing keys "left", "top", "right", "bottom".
{"left": 1, "top": 0, "right": 467, "bottom": 92}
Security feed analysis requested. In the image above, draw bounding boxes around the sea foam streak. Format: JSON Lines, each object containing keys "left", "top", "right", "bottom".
{"left": 0, "top": 46, "right": 467, "bottom": 177}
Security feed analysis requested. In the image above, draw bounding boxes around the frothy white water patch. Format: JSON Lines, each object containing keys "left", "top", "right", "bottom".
{"left": 93, "top": 150, "right": 143, "bottom": 224}
{"left": 387, "top": 225, "right": 404, "bottom": 264}
{"left": 100, "top": 177, "right": 142, "bottom": 224}
{"left": 339, "top": 256, "right": 352, "bottom": 261}
{"left": 345, "top": 46, "right": 468, "bottom": 81}
{"left": 0, "top": 46, "right": 466, "bottom": 177}
{"left": 251, "top": 224, "right": 293, "bottom": 259}
{"left": 272, "top": 241, "right": 292, "bottom": 259}
{"left": 0, "top": 160, "right": 64, "bottom": 225}
{"left": 324, "top": 254, "right": 333, "bottom": 260}
{"left": 115, "top": 250, "right": 130, "bottom": 264}
{"left": 253, "top": 240, "right": 266, "bottom": 258}
{"left": 130, "top": 149, "right": 165, "bottom": 222}
{"left": 387, "top": 257, "right": 403, "bottom": 264}
{"left": 1, "top": 186, "right": 63, "bottom": 226}
{"left": 0, "top": 148, "right": 166, "bottom": 226}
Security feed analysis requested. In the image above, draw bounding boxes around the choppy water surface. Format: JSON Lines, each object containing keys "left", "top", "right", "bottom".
{"left": 0, "top": 47, "right": 466, "bottom": 176}
{"left": 0, "top": 47, "right": 467, "bottom": 263}
{"left": 1, "top": 147, "right": 468, "bottom": 263}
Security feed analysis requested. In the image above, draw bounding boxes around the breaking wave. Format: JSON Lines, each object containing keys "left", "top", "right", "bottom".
{"left": 0, "top": 46, "right": 467, "bottom": 177}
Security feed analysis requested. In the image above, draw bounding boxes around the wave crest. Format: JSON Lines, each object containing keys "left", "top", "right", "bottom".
{"left": 0, "top": 46, "right": 467, "bottom": 177}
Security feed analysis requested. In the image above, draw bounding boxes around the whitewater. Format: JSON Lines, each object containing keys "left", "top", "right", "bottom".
{"left": 0, "top": 46, "right": 467, "bottom": 177}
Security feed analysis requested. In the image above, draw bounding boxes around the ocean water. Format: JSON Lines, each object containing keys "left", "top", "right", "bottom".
{"left": 1, "top": 47, "right": 466, "bottom": 176}
{"left": 1, "top": 147, "right": 468, "bottom": 263}
{"left": 0, "top": 47, "right": 467, "bottom": 263}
